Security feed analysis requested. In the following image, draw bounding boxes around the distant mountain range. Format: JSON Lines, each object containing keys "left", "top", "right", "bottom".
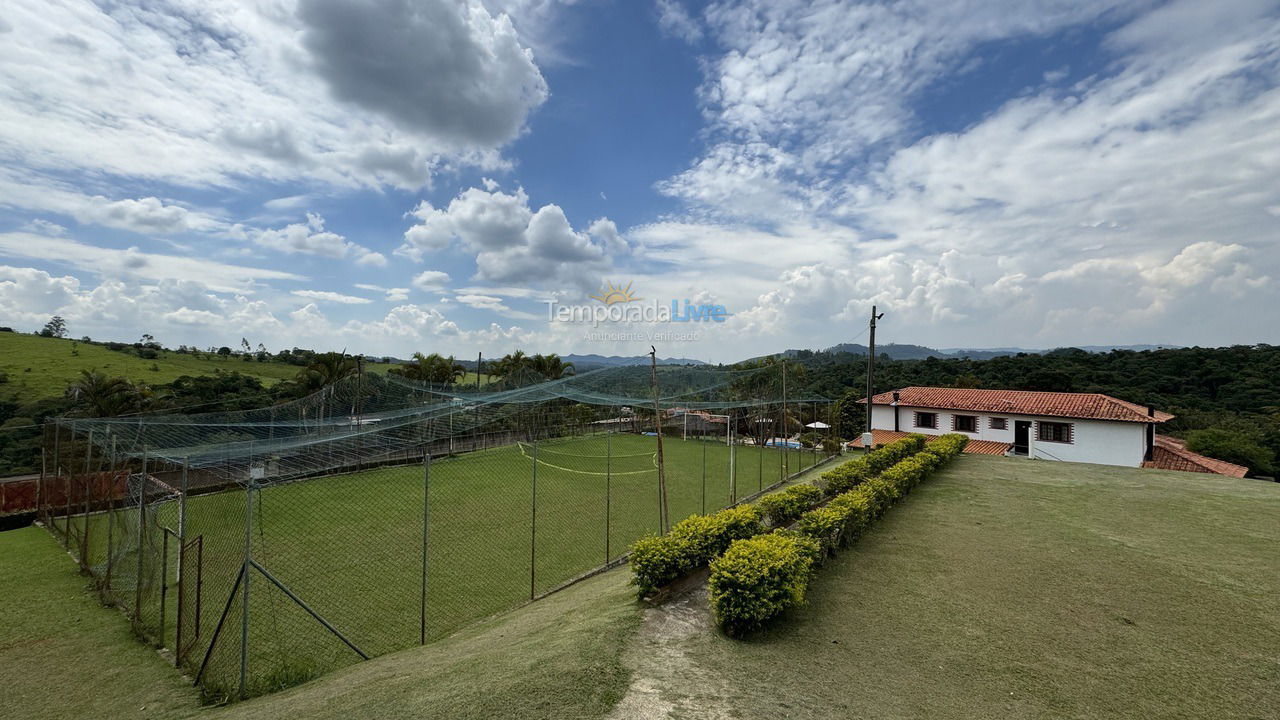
{"left": 560, "top": 354, "right": 708, "bottom": 370}
{"left": 766, "top": 342, "right": 1184, "bottom": 362}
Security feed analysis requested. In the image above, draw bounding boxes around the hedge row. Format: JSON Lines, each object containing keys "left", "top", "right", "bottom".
{"left": 629, "top": 504, "right": 763, "bottom": 597}
{"left": 630, "top": 433, "right": 932, "bottom": 599}
{"left": 756, "top": 483, "right": 824, "bottom": 526}
{"left": 819, "top": 433, "right": 928, "bottom": 497}
{"left": 709, "top": 433, "right": 969, "bottom": 634}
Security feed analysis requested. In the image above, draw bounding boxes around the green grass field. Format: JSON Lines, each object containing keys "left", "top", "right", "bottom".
{"left": 0, "top": 333, "right": 300, "bottom": 403}
{"left": 74, "top": 432, "right": 826, "bottom": 697}
{"left": 623, "top": 454, "right": 1280, "bottom": 719}
{"left": 4, "top": 454, "right": 1277, "bottom": 719}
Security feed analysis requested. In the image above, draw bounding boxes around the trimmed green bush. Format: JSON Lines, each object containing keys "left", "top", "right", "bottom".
{"left": 709, "top": 532, "right": 820, "bottom": 635}
{"left": 629, "top": 504, "right": 763, "bottom": 597}
{"left": 756, "top": 483, "right": 823, "bottom": 526}
{"left": 715, "top": 431, "right": 971, "bottom": 635}
{"left": 819, "top": 433, "right": 928, "bottom": 497}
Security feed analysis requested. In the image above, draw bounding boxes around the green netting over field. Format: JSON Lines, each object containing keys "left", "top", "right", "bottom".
{"left": 39, "top": 364, "right": 833, "bottom": 700}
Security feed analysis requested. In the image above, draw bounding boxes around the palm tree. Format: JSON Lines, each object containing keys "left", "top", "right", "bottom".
{"left": 66, "top": 370, "right": 155, "bottom": 417}
{"left": 390, "top": 352, "right": 466, "bottom": 384}
{"left": 531, "top": 353, "right": 575, "bottom": 379}
{"left": 296, "top": 352, "right": 359, "bottom": 390}
{"left": 489, "top": 350, "right": 532, "bottom": 377}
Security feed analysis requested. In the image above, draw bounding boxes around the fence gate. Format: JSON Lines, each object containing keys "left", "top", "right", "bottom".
{"left": 176, "top": 534, "right": 203, "bottom": 668}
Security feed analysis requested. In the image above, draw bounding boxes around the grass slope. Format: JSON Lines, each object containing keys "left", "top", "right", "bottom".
{"left": 0, "top": 333, "right": 299, "bottom": 403}
{"left": 0, "top": 524, "right": 642, "bottom": 720}
{"left": 0, "top": 526, "right": 196, "bottom": 720}
{"left": 651, "top": 455, "right": 1280, "bottom": 719}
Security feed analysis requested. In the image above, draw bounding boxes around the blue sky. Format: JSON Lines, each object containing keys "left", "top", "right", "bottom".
{"left": 0, "top": 0, "right": 1278, "bottom": 363}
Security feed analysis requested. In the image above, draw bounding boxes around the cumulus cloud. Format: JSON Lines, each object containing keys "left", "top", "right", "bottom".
{"left": 0, "top": 0, "right": 547, "bottom": 196}
{"left": 298, "top": 0, "right": 548, "bottom": 147}
{"left": 398, "top": 185, "right": 623, "bottom": 288}
{"left": 412, "top": 270, "right": 451, "bottom": 291}
{"left": 249, "top": 213, "right": 384, "bottom": 265}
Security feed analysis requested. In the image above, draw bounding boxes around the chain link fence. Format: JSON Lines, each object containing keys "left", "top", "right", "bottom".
{"left": 37, "top": 365, "right": 836, "bottom": 700}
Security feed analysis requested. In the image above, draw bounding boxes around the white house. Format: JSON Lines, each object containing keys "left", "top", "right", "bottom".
{"left": 857, "top": 387, "right": 1174, "bottom": 468}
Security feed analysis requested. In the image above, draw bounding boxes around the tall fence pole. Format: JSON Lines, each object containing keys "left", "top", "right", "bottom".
{"left": 529, "top": 440, "right": 537, "bottom": 600}
{"left": 134, "top": 447, "right": 147, "bottom": 626}
{"left": 80, "top": 428, "right": 94, "bottom": 569}
{"left": 604, "top": 432, "right": 611, "bottom": 564}
{"left": 700, "top": 438, "right": 706, "bottom": 514}
{"left": 420, "top": 452, "right": 430, "bottom": 645}
{"left": 63, "top": 425, "right": 72, "bottom": 547}
{"left": 240, "top": 479, "right": 253, "bottom": 699}
{"left": 105, "top": 434, "right": 116, "bottom": 593}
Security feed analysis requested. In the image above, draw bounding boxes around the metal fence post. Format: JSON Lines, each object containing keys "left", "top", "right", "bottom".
{"left": 240, "top": 479, "right": 253, "bottom": 699}
{"left": 80, "top": 428, "right": 94, "bottom": 569}
{"left": 105, "top": 434, "right": 116, "bottom": 594}
{"left": 134, "top": 448, "right": 147, "bottom": 625}
{"left": 604, "top": 431, "right": 611, "bottom": 563}
{"left": 420, "top": 451, "right": 430, "bottom": 645}
{"left": 701, "top": 439, "right": 706, "bottom": 514}
{"left": 529, "top": 440, "right": 537, "bottom": 600}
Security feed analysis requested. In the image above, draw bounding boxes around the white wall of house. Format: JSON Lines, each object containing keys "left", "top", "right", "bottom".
{"left": 870, "top": 403, "right": 1150, "bottom": 467}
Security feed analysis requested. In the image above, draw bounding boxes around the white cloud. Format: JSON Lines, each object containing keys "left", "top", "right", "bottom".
{"left": 355, "top": 283, "right": 411, "bottom": 302}
{"left": 398, "top": 186, "right": 620, "bottom": 289}
{"left": 292, "top": 289, "right": 374, "bottom": 305}
{"left": 412, "top": 270, "right": 452, "bottom": 291}
{"left": 656, "top": 0, "right": 704, "bottom": 43}
{"left": 0, "top": 0, "right": 547, "bottom": 193}
{"left": 250, "top": 213, "right": 383, "bottom": 263}
{"left": 0, "top": 232, "right": 302, "bottom": 293}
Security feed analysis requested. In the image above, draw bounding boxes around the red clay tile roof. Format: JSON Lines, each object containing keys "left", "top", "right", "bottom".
{"left": 847, "top": 429, "right": 1011, "bottom": 456}
{"left": 1142, "top": 435, "right": 1248, "bottom": 478}
{"left": 860, "top": 387, "right": 1173, "bottom": 424}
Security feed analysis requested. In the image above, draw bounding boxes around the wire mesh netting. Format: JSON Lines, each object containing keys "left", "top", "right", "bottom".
{"left": 37, "top": 364, "right": 835, "bottom": 700}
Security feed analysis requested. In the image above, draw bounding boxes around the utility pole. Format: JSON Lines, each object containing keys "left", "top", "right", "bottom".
{"left": 649, "top": 347, "right": 669, "bottom": 533}
{"left": 476, "top": 351, "right": 483, "bottom": 391}
{"left": 864, "top": 305, "right": 884, "bottom": 449}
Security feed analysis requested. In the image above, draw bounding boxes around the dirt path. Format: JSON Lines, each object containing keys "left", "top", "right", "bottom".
{"left": 607, "top": 573, "right": 736, "bottom": 720}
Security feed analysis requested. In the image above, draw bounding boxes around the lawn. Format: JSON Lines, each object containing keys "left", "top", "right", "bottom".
{"left": 14, "top": 452, "right": 1273, "bottom": 719}
{"left": 72, "top": 432, "right": 825, "bottom": 698}
{"left": 0, "top": 523, "right": 641, "bottom": 720}
{"left": 0, "top": 333, "right": 300, "bottom": 403}
{"left": 623, "top": 454, "right": 1280, "bottom": 719}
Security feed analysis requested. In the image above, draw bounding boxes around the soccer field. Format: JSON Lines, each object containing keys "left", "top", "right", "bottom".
{"left": 91, "top": 432, "right": 826, "bottom": 697}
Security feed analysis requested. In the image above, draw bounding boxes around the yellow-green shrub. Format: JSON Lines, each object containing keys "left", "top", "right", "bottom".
{"left": 629, "top": 503, "right": 763, "bottom": 597}
{"left": 820, "top": 433, "right": 927, "bottom": 497}
{"left": 708, "top": 532, "right": 820, "bottom": 635}
{"left": 756, "top": 483, "right": 823, "bottom": 526}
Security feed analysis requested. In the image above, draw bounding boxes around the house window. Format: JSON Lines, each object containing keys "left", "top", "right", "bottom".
{"left": 1038, "top": 421, "right": 1073, "bottom": 443}
{"left": 989, "top": 417, "right": 1008, "bottom": 430}
{"left": 954, "top": 414, "right": 978, "bottom": 433}
{"left": 914, "top": 412, "right": 937, "bottom": 429}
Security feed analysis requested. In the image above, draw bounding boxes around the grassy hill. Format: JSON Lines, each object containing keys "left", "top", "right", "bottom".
{"left": 0, "top": 332, "right": 493, "bottom": 405}
{"left": 1, "top": 455, "right": 1275, "bottom": 719}
{"left": 0, "top": 333, "right": 300, "bottom": 403}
